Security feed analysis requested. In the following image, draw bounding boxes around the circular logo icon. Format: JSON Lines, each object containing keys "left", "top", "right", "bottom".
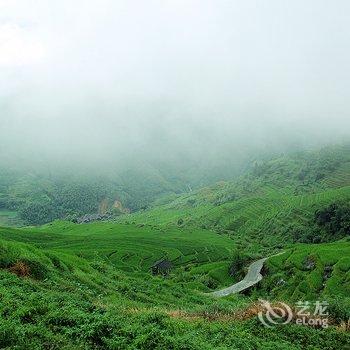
{"left": 258, "top": 299, "right": 293, "bottom": 328}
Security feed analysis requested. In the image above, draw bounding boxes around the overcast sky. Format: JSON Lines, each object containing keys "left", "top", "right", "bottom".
{"left": 1, "top": 0, "right": 350, "bottom": 166}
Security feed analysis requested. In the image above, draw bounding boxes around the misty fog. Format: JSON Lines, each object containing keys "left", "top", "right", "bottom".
{"left": 1, "top": 0, "right": 350, "bottom": 172}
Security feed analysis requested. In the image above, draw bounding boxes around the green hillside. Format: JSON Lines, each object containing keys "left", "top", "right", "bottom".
{"left": 0, "top": 222, "right": 349, "bottom": 349}
{"left": 0, "top": 145, "right": 349, "bottom": 348}
{"left": 0, "top": 221, "right": 236, "bottom": 289}
{"left": 0, "top": 156, "right": 246, "bottom": 226}
{"left": 120, "top": 145, "right": 350, "bottom": 252}
{"left": 0, "top": 209, "right": 21, "bottom": 227}
{"left": 262, "top": 240, "right": 350, "bottom": 301}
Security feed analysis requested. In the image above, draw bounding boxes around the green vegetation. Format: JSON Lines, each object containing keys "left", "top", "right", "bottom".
{"left": 0, "top": 169, "right": 189, "bottom": 225}
{"left": 0, "top": 209, "right": 21, "bottom": 226}
{"left": 262, "top": 241, "right": 350, "bottom": 299}
{"left": 0, "top": 145, "right": 350, "bottom": 348}
{"left": 1, "top": 144, "right": 349, "bottom": 227}
{"left": 0, "top": 223, "right": 349, "bottom": 349}
{"left": 0, "top": 221, "right": 235, "bottom": 288}
{"left": 315, "top": 202, "right": 350, "bottom": 240}
{"left": 120, "top": 145, "right": 350, "bottom": 252}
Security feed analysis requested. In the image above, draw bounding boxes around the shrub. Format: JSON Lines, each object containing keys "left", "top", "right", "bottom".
{"left": 315, "top": 203, "right": 350, "bottom": 239}
{"left": 229, "top": 251, "right": 249, "bottom": 280}
{"left": 9, "top": 261, "right": 31, "bottom": 277}
{"left": 21, "top": 259, "right": 49, "bottom": 280}
{"left": 326, "top": 297, "right": 350, "bottom": 323}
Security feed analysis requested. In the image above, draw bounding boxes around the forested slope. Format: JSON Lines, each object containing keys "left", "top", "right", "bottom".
{"left": 121, "top": 145, "right": 350, "bottom": 250}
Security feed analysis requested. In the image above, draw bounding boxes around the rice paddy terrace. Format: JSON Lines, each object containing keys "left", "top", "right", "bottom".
{"left": 120, "top": 146, "right": 350, "bottom": 238}
{"left": 0, "top": 209, "right": 21, "bottom": 227}
{"left": 0, "top": 221, "right": 236, "bottom": 288}
{"left": 0, "top": 218, "right": 349, "bottom": 349}
{"left": 119, "top": 183, "right": 350, "bottom": 251}
{"left": 262, "top": 240, "right": 350, "bottom": 300}
{"left": 0, "top": 146, "right": 349, "bottom": 348}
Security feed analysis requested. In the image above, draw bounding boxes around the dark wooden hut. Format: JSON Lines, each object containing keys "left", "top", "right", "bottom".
{"left": 151, "top": 259, "right": 172, "bottom": 276}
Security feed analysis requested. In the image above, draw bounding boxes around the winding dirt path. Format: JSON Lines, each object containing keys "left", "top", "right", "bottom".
{"left": 211, "top": 252, "right": 284, "bottom": 297}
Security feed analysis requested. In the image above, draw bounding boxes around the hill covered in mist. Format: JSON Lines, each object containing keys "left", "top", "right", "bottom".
{"left": 1, "top": 143, "right": 349, "bottom": 227}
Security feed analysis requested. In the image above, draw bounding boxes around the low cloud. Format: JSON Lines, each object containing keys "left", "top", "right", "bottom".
{"left": 1, "top": 0, "right": 350, "bottom": 170}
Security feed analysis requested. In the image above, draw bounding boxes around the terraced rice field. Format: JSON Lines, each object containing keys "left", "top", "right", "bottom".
{"left": 324, "top": 162, "right": 350, "bottom": 188}
{"left": 264, "top": 240, "right": 350, "bottom": 300}
{"left": 0, "top": 221, "right": 234, "bottom": 277}
{"left": 128, "top": 185, "right": 350, "bottom": 244}
{"left": 0, "top": 210, "right": 20, "bottom": 226}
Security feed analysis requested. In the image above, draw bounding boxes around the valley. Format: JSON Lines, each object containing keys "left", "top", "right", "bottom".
{"left": 0, "top": 145, "right": 349, "bottom": 349}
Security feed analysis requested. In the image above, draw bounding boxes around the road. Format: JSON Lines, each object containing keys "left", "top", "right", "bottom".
{"left": 211, "top": 251, "right": 285, "bottom": 297}
{"left": 211, "top": 257, "right": 267, "bottom": 297}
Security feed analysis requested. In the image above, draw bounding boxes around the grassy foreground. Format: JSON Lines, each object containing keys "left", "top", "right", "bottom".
{"left": 0, "top": 147, "right": 349, "bottom": 348}
{"left": 0, "top": 222, "right": 349, "bottom": 349}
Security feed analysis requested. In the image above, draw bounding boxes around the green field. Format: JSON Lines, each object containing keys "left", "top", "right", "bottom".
{"left": 0, "top": 146, "right": 349, "bottom": 349}
{"left": 0, "top": 221, "right": 236, "bottom": 288}
{"left": 0, "top": 222, "right": 349, "bottom": 349}
{"left": 119, "top": 183, "right": 350, "bottom": 253}
{"left": 0, "top": 210, "right": 21, "bottom": 227}
{"left": 262, "top": 240, "right": 350, "bottom": 300}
